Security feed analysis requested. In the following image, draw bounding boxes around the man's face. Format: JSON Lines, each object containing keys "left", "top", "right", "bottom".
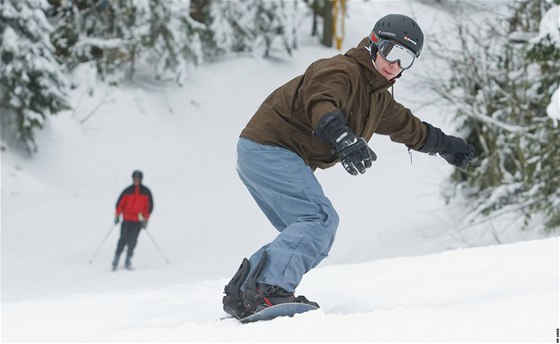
{"left": 133, "top": 177, "right": 141, "bottom": 185}
{"left": 374, "top": 52, "right": 403, "bottom": 80}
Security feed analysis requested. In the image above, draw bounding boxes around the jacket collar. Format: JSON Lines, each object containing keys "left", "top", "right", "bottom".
{"left": 344, "top": 37, "right": 394, "bottom": 93}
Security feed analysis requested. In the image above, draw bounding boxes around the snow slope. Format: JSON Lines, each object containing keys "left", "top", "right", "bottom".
{"left": 2, "top": 238, "right": 557, "bottom": 342}
{"left": 1, "top": 1, "right": 558, "bottom": 342}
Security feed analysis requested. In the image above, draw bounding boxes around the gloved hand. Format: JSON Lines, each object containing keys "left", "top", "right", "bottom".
{"left": 334, "top": 130, "right": 377, "bottom": 176}
{"left": 420, "top": 122, "right": 475, "bottom": 169}
{"left": 141, "top": 220, "right": 148, "bottom": 229}
{"left": 314, "top": 110, "right": 377, "bottom": 176}
{"left": 114, "top": 216, "right": 120, "bottom": 225}
{"left": 439, "top": 135, "right": 475, "bottom": 169}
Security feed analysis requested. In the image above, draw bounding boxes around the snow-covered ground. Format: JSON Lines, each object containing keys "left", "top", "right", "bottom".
{"left": 2, "top": 1, "right": 558, "bottom": 342}
{"left": 3, "top": 239, "right": 557, "bottom": 342}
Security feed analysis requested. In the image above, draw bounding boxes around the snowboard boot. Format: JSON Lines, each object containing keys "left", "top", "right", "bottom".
{"left": 111, "top": 254, "right": 120, "bottom": 271}
{"left": 125, "top": 256, "right": 133, "bottom": 270}
{"left": 241, "top": 251, "right": 319, "bottom": 314}
{"left": 243, "top": 283, "right": 320, "bottom": 313}
{"left": 222, "top": 258, "right": 250, "bottom": 319}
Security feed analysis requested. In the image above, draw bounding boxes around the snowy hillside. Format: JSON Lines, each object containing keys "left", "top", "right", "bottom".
{"left": 1, "top": 1, "right": 558, "bottom": 342}
{"left": 2, "top": 238, "right": 557, "bottom": 342}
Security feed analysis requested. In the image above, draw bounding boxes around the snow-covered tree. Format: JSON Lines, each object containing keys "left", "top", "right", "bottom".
{"left": 49, "top": 0, "right": 204, "bottom": 84}
{"left": 107, "top": 0, "right": 200, "bottom": 83}
{"left": 0, "top": 0, "right": 69, "bottom": 152}
{"left": 208, "top": 0, "right": 297, "bottom": 58}
{"left": 523, "top": 2, "right": 560, "bottom": 229}
{"left": 427, "top": 0, "right": 560, "bottom": 231}
{"left": 253, "top": 0, "right": 294, "bottom": 57}
{"left": 207, "top": 0, "right": 242, "bottom": 56}
{"left": 48, "top": 0, "right": 300, "bottom": 83}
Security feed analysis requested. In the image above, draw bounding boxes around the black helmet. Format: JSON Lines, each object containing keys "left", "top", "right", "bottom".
{"left": 369, "top": 14, "right": 424, "bottom": 57}
{"left": 132, "top": 170, "right": 143, "bottom": 180}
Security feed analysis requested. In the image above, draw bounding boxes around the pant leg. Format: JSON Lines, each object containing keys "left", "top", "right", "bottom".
{"left": 238, "top": 168, "right": 287, "bottom": 232}
{"left": 125, "top": 222, "right": 143, "bottom": 258}
{"left": 115, "top": 222, "right": 130, "bottom": 255}
{"left": 237, "top": 138, "right": 339, "bottom": 293}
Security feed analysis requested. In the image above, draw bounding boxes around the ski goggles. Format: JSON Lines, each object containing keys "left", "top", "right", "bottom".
{"left": 377, "top": 39, "right": 416, "bottom": 70}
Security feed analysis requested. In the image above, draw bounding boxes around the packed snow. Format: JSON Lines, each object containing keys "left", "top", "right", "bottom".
{"left": 1, "top": 1, "right": 558, "bottom": 342}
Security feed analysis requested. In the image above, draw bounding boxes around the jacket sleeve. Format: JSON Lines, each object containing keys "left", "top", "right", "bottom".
{"left": 146, "top": 189, "right": 154, "bottom": 218}
{"left": 375, "top": 95, "right": 428, "bottom": 150}
{"left": 300, "top": 58, "right": 355, "bottom": 129}
{"left": 115, "top": 190, "right": 126, "bottom": 216}
{"left": 138, "top": 186, "right": 154, "bottom": 220}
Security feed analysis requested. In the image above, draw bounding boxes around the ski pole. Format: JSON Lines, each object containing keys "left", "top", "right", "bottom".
{"left": 144, "top": 230, "right": 170, "bottom": 264}
{"left": 88, "top": 223, "right": 117, "bottom": 264}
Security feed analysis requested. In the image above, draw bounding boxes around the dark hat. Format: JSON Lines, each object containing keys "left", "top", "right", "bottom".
{"left": 132, "top": 170, "right": 143, "bottom": 179}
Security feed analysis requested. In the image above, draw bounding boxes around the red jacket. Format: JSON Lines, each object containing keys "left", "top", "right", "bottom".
{"left": 115, "top": 184, "right": 154, "bottom": 222}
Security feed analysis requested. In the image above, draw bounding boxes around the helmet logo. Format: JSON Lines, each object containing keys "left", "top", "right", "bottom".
{"left": 370, "top": 31, "right": 380, "bottom": 44}
{"left": 378, "top": 30, "right": 396, "bottom": 38}
{"left": 403, "top": 35, "right": 417, "bottom": 45}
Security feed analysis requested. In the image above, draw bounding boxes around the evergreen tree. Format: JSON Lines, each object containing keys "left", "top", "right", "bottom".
{"left": 109, "top": 0, "right": 202, "bottom": 82}
{"left": 0, "top": 0, "right": 70, "bottom": 152}
{"left": 427, "top": 0, "right": 560, "bottom": 231}
{"left": 207, "top": 0, "right": 244, "bottom": 56}
{"left": 49, "top": 0, "right": 204, "bottom": 84}
{"left": 189, "top": 0, "right": 216, "bottom": 59}
{"left": 523, "top": 2, "right": 560, "bottom": 228}
{"left": 253, "top": 0, "right": 293, "bottom": 57}
{"left": 208, "top": 0, "right": 296, "bottom": 58}
{"left": 48, "top": 0, "right": 300, "bottom": 83}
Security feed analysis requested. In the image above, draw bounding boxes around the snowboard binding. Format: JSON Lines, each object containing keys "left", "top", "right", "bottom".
{"left": 222, "top": 251, "right": 268, "bottom": 319}
{"left": 222, "top": 257, "right": 250, "bottom": 318}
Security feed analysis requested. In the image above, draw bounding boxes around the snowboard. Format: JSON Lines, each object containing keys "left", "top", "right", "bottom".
{"left": 239, "top": 303, "right": 318, "bottom": 324}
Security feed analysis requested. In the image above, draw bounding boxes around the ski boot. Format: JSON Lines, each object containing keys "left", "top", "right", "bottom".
{"left": 111, "top": 254, "right": 120, "bottom": 271}
{"left": 125, "top": 256, "right": 133, "bottom": 270}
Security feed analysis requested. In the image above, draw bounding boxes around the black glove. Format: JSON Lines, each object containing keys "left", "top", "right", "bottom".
{"left": 141, "top": 220, "right": 148, "bottom": 229}
{"left": 334, "top": 131, "right": 377, "bottom": 175}
{"left": 114, "top": 216, "right": 120, "bottom": 225}
{"left": 314, "top": 110, "right": 377, "bottom": 176}
{"left": 420, "top": 122, "right": 475, "bottom": 169}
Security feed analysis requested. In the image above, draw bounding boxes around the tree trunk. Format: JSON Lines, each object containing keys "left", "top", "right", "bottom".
{"left": 321, "top": 0, "right": 333, "bottom": 47}
{"left": 190, "top": 0, "right": 210, "bottom": 24}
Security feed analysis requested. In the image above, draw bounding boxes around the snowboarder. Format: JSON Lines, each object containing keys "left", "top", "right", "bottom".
{"left": 112, "top": 170, "right": 154, "bottom": 270}
{"left": 223, "top": 14, "right": 475, "bottom": 319}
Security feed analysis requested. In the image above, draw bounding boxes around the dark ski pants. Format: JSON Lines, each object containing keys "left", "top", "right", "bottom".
{"left": 115, "top": 221, "right": 142, "bottom": 258}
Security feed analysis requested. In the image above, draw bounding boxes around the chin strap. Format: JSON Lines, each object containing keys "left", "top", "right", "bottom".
{"left": 369, "top": 42, "right": 378, "bottom": 60}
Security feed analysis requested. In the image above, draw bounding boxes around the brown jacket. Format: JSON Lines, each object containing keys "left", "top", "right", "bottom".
{"left": 240, "top": 38, "right": 428, "bottom": 170}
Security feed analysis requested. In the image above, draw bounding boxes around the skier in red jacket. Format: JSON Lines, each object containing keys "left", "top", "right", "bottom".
{"left": 112, "top": 170, "right": 154, "bottom": 270}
